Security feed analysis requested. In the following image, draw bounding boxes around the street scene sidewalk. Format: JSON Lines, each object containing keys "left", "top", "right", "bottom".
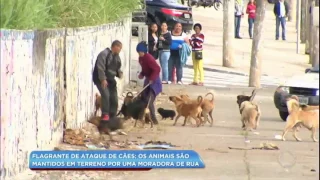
{"left": 15, "top": 3, "right": 318, "bottom": 180}
{"left": 131, "top": 4, "right": 311, "bottom": 89}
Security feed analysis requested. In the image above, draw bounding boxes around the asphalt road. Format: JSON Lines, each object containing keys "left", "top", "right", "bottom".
{"left": 119, "top": 85, "right": 319, "bottom": 180}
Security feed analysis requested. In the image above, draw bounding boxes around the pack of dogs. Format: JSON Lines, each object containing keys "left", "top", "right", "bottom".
{"left": 92, "top": 89, "right": 319, "bottom": 143}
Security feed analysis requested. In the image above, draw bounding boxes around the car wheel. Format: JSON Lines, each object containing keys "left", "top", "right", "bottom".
{"left": 279, "top": 111, "right": 288, "bottom": 121}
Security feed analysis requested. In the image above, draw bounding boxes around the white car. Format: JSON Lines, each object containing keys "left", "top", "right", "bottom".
{"left": 273, "top": 66, "right": 319, "bottom": 121}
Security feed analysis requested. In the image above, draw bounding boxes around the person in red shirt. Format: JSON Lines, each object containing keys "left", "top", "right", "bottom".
{"left": 137, "top": 41, "right": 162, "bottom": 125}
{"left": 246, "top": 0, "right": 256, "bottom": 39}
{"left": 189, "top": 23, "right": 205, "bottom": 86}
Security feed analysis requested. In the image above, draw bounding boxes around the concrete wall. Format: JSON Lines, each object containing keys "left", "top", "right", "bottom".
{"left": 0, "top": 17, "right": 131, "bottom": 179}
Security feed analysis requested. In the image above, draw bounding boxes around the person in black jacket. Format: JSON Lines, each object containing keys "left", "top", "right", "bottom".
{"left": 148, "top": 23, "right": 159, "bottom": 59}
{"left": 157, "top": 22, "right": 172, "bottom": 84}
{"left": 273, "top": 0, "right": 289, "bottom": 40}
{"left": 92, "top": 40, "right": 123, "bottom": 121}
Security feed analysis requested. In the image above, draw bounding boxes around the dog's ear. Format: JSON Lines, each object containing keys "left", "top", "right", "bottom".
{"left": 126, "top": 92, "right": 134, "bottom": 97}
{"left": 237, "top": 95, "right": 242, "bottom": 100}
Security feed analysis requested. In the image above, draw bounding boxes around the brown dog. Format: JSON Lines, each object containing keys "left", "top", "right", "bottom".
{"left": 169, "top": 95, "right": 204, "bottom": 127}
{"left": 180, "top": 93, "right": 215, "bottom": 126}
{"left": 239, "top": 101, "right": 261, "bottom": 130}
{"left": 282, "top": 96, "right": 319, "bottom": 142}
{"left": 94, "top": 93, "right": 102, "bottom": 116}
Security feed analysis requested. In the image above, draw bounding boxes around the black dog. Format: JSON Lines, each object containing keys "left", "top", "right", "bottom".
{"left": 236, "top": 89, "right": 257, "bottom": 113}
{"left": 124, "top": 97, "right": 152, "bottom": 126}
{"left": 157, "top": 108, "right": 176, "bottom": 120}
{"left": 98, "top": 116, "right": 124, "bottom": 140}
{"left": 116, "top": 92, "right": 134, "bottom": 118}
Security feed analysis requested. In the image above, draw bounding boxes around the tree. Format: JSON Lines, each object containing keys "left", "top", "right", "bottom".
{"left": 248, "top": 0, "right": 267, "bottom": 88}
{"left": 288, "top": 0, "right": 297, "bottom": 22}
{"left": 223, "top": 0, "right": 235, "bottom": 67}
{"left": 301, "top": 0, "right": 307, "bottom": 43}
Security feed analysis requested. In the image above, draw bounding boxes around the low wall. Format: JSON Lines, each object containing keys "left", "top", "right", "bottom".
{"left": 0, "top": 17, "right": 132, "bottom": 179}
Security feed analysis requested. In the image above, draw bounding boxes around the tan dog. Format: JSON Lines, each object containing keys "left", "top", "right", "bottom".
{"left": 169, "top": 95, "right": 204, "bottom": 127}
{"left": 239, "top": 101, "right": 261, "bottom": 130}
{"left": 180, "top": 93, "right": 215, "bottom": 126}
{"left": 94, "top": 93, "right": 102, "bottom": 116}
{"left": 282, "top": 96, "right": 319, "bottom": 142}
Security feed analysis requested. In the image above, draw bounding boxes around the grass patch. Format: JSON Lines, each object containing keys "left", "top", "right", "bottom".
{"left": 0, "top": 0, "right": 140, "bottom": 29}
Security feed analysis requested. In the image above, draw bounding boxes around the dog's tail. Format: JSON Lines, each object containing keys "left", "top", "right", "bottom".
{"left": 249, "top": 89, "right": 257, "bottom": 102}
{"left": 197, "top": 96, "right": 204, "bottom": 106}
{"left": 205, "top": 92, "right": 215, "bottom": 102}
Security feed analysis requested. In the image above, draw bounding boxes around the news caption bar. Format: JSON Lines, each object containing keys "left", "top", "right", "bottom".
{"left": 29, "top": 150, "right": 205, "bottom": 170}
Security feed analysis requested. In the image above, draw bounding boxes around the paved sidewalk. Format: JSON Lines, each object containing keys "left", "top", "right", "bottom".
{"left": 130, "top": 4, "right": 311, "bottom": 88}
{"left": 190, "top": 4, "right": 310, "bottom": 79}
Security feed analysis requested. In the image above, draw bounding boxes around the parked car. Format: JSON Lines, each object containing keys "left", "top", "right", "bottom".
{"left": 132, "top": 0, "right": 194, "bottom": 34}
{"left": 273, "top": 66, "right": 319, "bottom": 121}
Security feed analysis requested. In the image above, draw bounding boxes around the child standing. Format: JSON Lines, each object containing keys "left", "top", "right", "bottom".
{"left": 189, "top": 23, "right": 205, "bottom": 86}
{"left": 246, "top": 0, "right": 256, "bottom": 39}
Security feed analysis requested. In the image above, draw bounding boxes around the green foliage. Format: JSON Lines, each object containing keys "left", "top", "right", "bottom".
{"left": 0, "top": 0, "right": 140, "bottom": 29}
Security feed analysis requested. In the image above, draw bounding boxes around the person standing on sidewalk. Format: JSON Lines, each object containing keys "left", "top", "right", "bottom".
{"left": 137, "top": 41, "right": 162, "bottom": 125}
{"left": 169, "top": 22, "right": 189, "bottom": 85}
{"left": 246, "top": 0, "right": 256, "bottom": 39}
{"left": 158, "top": 22, "right": 172, "bottom": 84}
{"left": 92, "top": 40, "right": 123, "bottom": 121}
{"left": 235, "top": 0, "right": 245, "bottom": 39}
{"left": 148, "top": 23, "right": 159, "bottom": 59}
{"left": 273, "top": 0, "right": 289, "bottom": 40}
{"left": 189, "top": 23, "right": 205, "bottom": 86}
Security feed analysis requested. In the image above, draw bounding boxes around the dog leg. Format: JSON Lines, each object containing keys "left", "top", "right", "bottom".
{"left": 94, "top": 108, "right": 98, "bottom": 116}
{"left": 134, "top": 120, "right": 138, "bottom": 127}
{"left": 209, "top": 111, "right": 214, "bottom": 127}
{"left": 282, "top": 123, "right": 296, "bottom": 141}
{"left": 182, "top": 117, "right": 188, "bottom": 126}
{"left": 173, "top": 115, "right": 181, "bottom": 126}
{"left": 292, "top": 127, "right": 302, "bottom": 141}
{"left": 148, "top": 114, "right": 154, "bottom": 128}
{"left": 311, "top": 127, "right": 318, "bottom": 142}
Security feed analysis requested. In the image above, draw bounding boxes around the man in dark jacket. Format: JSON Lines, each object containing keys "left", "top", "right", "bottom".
{"left": 273, "top": 0, "right": 289, "bottom": 40}
{"left": 93, "top": 40, "right": 123, "bottom": 121}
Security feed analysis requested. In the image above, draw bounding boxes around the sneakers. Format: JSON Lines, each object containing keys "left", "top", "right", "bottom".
{"left": 101, "top": 114, "right": 109, "bottom": 121}
{"left": 177, "top": 81, "right": 183, "bottom": 85}
{"left": 168, "top": 81, "right": 172, "bottom": 84}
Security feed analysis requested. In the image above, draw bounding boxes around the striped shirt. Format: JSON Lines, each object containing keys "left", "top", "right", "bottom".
{"left": 190, "top": 33, "right": 204, "bottom": 51}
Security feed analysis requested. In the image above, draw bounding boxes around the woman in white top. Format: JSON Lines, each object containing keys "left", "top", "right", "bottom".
{"left": 168, "top": 22, "right": 189, "bottom": 85}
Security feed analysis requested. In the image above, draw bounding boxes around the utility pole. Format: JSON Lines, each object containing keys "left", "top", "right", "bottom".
{"left": 248, "top": 0, "right": 267, "bottom": 88}
{"left": 222, "top": 0, "right": 235, "bottom": 67}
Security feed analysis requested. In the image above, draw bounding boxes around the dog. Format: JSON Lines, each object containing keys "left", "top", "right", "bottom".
{"left": 236, "top": 89, "right": 257, "bottom": 113}
{"left": 239, "top": 101, "right": 261, "bottom": 130}
{"left": 94, "top": 93, "right": 102, "bottom": 116}
{"left": 179, "top": 92, "right": 215, "bottom": 126}
{"left": 169, "top": 95, "right": 203, "bottom": 127}
{"left": 157, "top": 108, "right": 176, "bottom": 120}
{"left": 124, "top": 96, "right": 153, "bottom": 128}
{"left": 281, "top": 95, "right": 319, "bottom": 142}
{"left": 88, "top": 115, "right": 124, "bottom": 141}
{"left": 116, "top": 92, "right": 134, "bottom": 118}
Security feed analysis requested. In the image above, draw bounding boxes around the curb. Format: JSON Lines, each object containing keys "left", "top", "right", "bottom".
{"left": 184, "top": 64, "right": 248, "bottom": 76}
